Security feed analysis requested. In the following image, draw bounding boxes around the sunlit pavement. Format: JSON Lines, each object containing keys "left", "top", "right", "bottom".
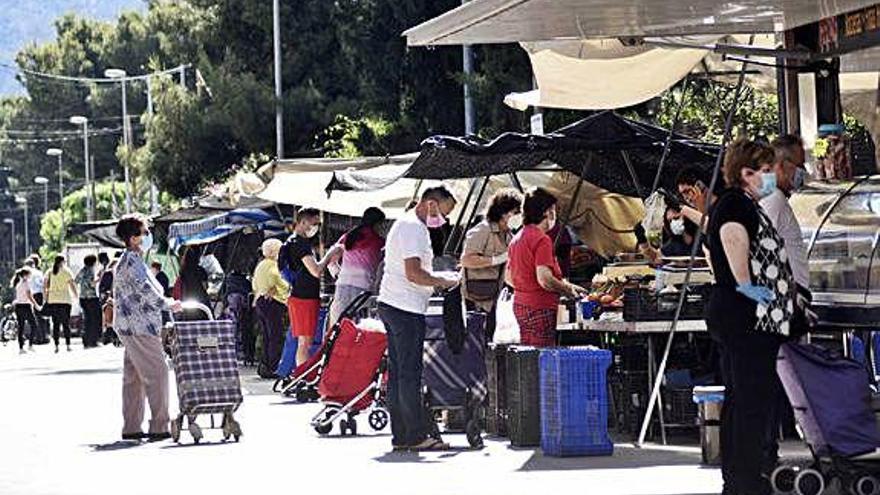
{"left": 0, "top": 340, "right": 730, "bottom": 495}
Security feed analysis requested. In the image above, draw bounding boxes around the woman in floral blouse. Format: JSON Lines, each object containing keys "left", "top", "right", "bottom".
{"left": 114, "top": 214, "right": 181, "bottom": 441}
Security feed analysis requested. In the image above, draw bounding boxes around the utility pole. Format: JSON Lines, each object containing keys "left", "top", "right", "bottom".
{"left": 462, "top": 0, "right": 475, "bottom": 135}
{"left": 272, "top": 0, "right": 284, "bottom": 159}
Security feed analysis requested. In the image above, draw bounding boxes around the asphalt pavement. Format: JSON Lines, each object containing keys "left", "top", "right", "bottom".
{"left": 0, "top": 340, "right": 738, "bottom": 495}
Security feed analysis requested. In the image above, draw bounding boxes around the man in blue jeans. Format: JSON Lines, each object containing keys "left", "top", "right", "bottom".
{"left": 378, "top": 186, "right": 459, "bottom": 452}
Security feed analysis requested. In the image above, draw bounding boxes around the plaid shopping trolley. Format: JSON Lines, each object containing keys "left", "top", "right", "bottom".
{"left": 168, "top": 301, "right": 243, "bottom": 444}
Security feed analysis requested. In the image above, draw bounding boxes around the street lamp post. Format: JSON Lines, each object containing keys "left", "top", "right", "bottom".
{"left": 69, "top": 115, "right": 93, "bottom": 221}
{"left": 34, "top": 177, "right": 48, "bottom": 216}
{"left": 3, "top": 218, "right": 15, "bottom": 264}
{"left": 104, "top": 68, "right": 132, "bottom": 213}
{"left": 46, "top": 148, "right": 64, "bottom": 245}
{"left": 272, "top": 0, "right": 284, "bottom": 160}
{"left": 16, "top": 197, "right": 29, "bottom": 257}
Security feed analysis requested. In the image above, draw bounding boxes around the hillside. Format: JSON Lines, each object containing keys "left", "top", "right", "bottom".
{"left": 0, "top": 0, "right": 145, "bottom": 95}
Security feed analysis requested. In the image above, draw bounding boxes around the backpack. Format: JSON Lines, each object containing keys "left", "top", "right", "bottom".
{"left": 277, "top": 236, "right": 302, "bottom": 288}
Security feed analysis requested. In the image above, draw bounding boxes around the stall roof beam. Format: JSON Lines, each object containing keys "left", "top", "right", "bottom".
{"left": 404, "top": 0, "right": 878, "bottom": 46}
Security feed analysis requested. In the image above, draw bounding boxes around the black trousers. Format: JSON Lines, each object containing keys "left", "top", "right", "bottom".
{"left": 32, "top": 293, "right": 49, "bottom": 343}
{"left": 14, "top": 304, "right": 38, "bottom": 350}
{"left": 718, "top": 331, "right": 781, "bottom": 495}
{"left": 80, "top": 298, "right": 102, "bottom": 347}
{"left": 46, "top": 303, "right": 72, "bottom": 347}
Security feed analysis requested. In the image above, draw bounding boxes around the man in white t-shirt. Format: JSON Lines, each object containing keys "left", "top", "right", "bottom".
{"left": 378, "top": 186, "right": 459, "bottom": 452}
{"left": 760, "top": 134, "right": 809, "bottom": 476}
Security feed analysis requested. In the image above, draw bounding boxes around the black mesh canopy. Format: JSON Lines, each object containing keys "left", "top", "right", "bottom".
{"left": 329, "top": 111, "right": 719, "bottom": 198}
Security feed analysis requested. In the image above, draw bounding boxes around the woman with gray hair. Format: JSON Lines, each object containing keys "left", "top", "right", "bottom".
{"left": 252, "top": 238, "right": 289, "bottom": 378}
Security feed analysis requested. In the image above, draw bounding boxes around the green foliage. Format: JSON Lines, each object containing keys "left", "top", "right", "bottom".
{"left": 654, "top": 80, "right": 779, "bottom": 143}
{"left": 319, "top": 115, "right": 394, "bottom": 158}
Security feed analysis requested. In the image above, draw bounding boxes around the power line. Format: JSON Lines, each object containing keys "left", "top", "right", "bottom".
{"left": 11, "top": 114, "right": 144, "bottom": 124}
{"left": 0, "top": 126, "right": 135, "bottom": 135}
{"left": 0, "top": 126, "right": 141, "bottom": 144}
{"left": 0, "top": 62, "right": 191, "bottom": 84}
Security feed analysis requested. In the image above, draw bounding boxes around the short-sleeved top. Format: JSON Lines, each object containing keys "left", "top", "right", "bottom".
{"left": 336, "top": 228, "right": 385, "bottom": 290}
{"left": 461, "top": 221, "right": 512, "bottom": 309}
{"left": 46, "top": 267, "right": 75, "bottom": 305}
{"left": 28, "top": 268, "right": 44, "bottom": 295}
{"left": 378, "top": 212, "right": 435, "bottom": 315}
{"left": 253, "top": 258, "right": 289, "bottom": 305}
{"left": 706, "top": 188, "right": 760, "bottom": 333}
{"left": 75, "top": 266, "right": 98, "bottom": 299}
{"left": 508, "top": 224, "right": 562, "bottom": 310}
{"left": 14, "top": 279, "right": 31, "bottom": 305}
{"left": 760, "top": 188, "right": 809, "bottom": 288}
{"left": 282, "top": 235, "right": 320, "bottom": 300}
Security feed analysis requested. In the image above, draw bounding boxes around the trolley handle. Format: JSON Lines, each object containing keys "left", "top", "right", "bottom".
{"left": 170, "top": 300, "right": 215, "bottom": 321}
{"left": 340, "top": 291, "right": 373, "bottom": 320}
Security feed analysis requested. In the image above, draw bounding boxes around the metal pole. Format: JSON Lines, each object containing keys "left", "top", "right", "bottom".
{"left": 272, "top": 0, "right": 284, "bottom": 159}
{"left": 22, "top": 200, "right": 29, "bottom": 257}
{"left": 179, "top": 66, "right": 185, "bottom": 87}
{"left": 58, "top": 156, "right": 65, "bottom": 244}
{"left": 42, "top": 183, "right": 48, "bottom": 216}
{"left": 121, "top": 80, "right": 132, "bottom": 213}
{"left": 10, "top": 221, "right": 15, "bottom": 264}
{"left": 82, "top": 121, "right": 93, "bottom": 221}
{"left": 462, "top": 0, "right": 476, "bottom": 135}
{"left": 146, "top": 77, "right": 154, "bottom": 115}
{"left": 650, "top": 77, "right": 691, "bottom": 194}
{"left": 637, "top": 45, "right": 754, "bottom": 447}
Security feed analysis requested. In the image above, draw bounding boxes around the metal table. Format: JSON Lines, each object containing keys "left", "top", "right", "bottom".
{"left": 557, "top": 313, "right": 707, "bottom": 444}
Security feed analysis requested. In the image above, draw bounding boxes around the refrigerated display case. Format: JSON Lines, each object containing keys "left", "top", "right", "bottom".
{"left": 790, "top": 176, "right": 880, "bottom": 326}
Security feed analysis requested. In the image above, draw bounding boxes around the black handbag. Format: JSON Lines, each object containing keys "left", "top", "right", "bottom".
{"left": 442, "top": 287, "right": 466, "bottom": 354}
{"left": 465, "top": 273, "right": 502, "bottom": 302}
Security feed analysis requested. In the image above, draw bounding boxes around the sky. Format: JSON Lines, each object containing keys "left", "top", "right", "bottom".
{"left": 0, "top": 0, "right": 145, "bottom": 95}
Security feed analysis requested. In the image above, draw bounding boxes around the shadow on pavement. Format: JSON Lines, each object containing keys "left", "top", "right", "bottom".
{"left": 88, "top": 441, "right": 144, "bottom": 452}
{"left": 517, "top": 444, "right": 704, "bottom": 472}
{"left": 372, "top": 452, "right": 441, "bottom": 464}
{"left": 160, "top": 440, "right": 234, "bottom": 449}
{"left": 39, "top": 367, "right": 121, "bottom": 376}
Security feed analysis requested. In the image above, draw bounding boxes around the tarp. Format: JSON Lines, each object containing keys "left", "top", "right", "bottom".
{"left": 329, "top": 112, "right": 719, "bottom": 198}
{"left": 167, "top": 208, "right": 284, "bottom": 248}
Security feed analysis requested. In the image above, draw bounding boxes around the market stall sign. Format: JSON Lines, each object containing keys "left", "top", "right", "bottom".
{"left": 815, "top": 4, "right": 880, "bottom": 57}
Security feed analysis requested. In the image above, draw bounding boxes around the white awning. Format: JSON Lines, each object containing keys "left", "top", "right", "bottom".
{"left": 404, "top": 0, "right": 876, "bottom": 46}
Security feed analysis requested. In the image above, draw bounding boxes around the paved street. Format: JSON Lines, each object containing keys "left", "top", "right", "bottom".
{"left": 0, "top": 341, "right": 730, "bottom": 495}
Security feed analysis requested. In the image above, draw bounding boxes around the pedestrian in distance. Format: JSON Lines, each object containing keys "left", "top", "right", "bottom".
{"left": 326, "top": 206, "right": 386, "bottom": 329}
{"left": 44, "top": 255, "right": 78, "bottom": 353}
{"left": 278, "top": 207, "right": 336, "bottom": 366}
{"left": 114, "top": 214, "right": 182, "bottom": 442}
{"left": 10, "top": 267, "right": 41, "bottom": 353}
{"left": 507, "top": 187, "right": 588, "bottom": 347}
{"left": 377, "top": 186, "right": 460, "bottom": 452}
{"left": 76, "top": 255, "right": 102, "bottom": 348}
{"left": 150, "top": 261, "right": 171, "bottom": 297}
{"left": 459, "top": 188, "right": 522, "bottom": 341}
{"left": 252, "top": 238, "right": 289, "bottom": 379}
{"left": 23, "top": 255, "right": 49, "bottom": 344}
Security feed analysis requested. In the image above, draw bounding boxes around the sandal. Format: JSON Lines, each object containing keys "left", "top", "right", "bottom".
{"left": 410, "top": 438, "right": 450, "bottom": 451}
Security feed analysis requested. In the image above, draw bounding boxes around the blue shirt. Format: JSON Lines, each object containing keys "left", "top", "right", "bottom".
{"left": 113, "top": 250, "right": 170, "bottom": 336}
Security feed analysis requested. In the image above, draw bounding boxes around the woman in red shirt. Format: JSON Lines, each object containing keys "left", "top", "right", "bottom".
{"left": 507, "top": 187, "right": 587, "bottom": 347}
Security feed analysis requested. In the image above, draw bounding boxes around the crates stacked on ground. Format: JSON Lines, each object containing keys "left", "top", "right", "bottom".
{"left": 506, "top": 346, "right": 541, "bottom": 447}
{"left": 485, "top": 343, "right": 510, "bottom": 436}
{"left": 539, "top": 347, "right": 613, "bottom": 457}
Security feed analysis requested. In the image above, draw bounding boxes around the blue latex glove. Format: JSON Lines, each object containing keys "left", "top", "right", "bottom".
{"left": 736, "top": 283, "right": 775, "bottom": 306}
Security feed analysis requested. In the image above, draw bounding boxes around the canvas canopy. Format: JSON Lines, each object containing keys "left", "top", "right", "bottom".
{"left": 167, "top": 208, "right": 283, "bottom": 248}
{"left": 329, "top": 111, "right": 718, "bottom": 199}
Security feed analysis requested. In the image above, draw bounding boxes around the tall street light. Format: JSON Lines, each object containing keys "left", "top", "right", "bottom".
{"left": 3, "top": 218, "right": 14, "bottom": 264}
{"left": 46, "top": 148, "right": 64, "bottom": 245}
{"left": 272, "top": 0, "right": 284, "bottom": 160}
{"left": 16, "top": 196, "right": 29, "bottom": 257}
{"left": 69, "top": 115, "right": 94, "bottom": 221}
{"left": 34, "top": 177, "right": 48, "bottom": 216}
{"left": 105, "top": 68, "right": 132, "bottom": 213}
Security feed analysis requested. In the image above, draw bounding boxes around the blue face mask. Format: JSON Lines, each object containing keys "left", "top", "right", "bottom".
{"left": 758, "top": 173, "right": 777, "bottom": 198}
{"left": 140, "top": 232, "right": 154, "bottom": 252}
{"left": 791, "top": 168, "right": 807, "bottom": 191}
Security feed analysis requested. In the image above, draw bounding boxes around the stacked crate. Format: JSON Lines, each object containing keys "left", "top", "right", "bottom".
{"left": 485, "top": 343, "right": 510, "bottom": 436}
{"left": 506, "top": 346, "right": 541, "bottom": 447}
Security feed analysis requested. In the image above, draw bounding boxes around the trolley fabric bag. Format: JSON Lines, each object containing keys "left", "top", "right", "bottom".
{"left": 171, "top": 319, "right": 243, "bottom": 415}
{"left": 423, "top": 312, "right": 487, "bottom": 407}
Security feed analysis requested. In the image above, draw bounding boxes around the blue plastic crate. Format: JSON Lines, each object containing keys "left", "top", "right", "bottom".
{"left": 539, "top": 347, "right": 613, "bottom": 457}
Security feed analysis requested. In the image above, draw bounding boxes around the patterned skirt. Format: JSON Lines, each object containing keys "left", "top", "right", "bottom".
{"left": 513, "top": 302, "right": 557, "bottom": 348}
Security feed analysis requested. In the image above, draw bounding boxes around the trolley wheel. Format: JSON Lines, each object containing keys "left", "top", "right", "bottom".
{"left": 771, "top": 465, "right": 798, "bottom": 495}
{"left": 188, "top": 421, "right": 203, "bottom": 444}
{"left": 348, "top": 418, "right": 357, "bottom": 436}
{"left": 465, "top": 419, "right": 483, "bottom": 448}
{"left": 307, "top": 388, "right": 320, "bottom": 402}
{"left": 794, "top": 469, "right": 825, "bottom": 495}
{"left": 170, "top": 417, "right": 182, "bottom": 443}
{"left": 314, "top": 421, "right": 333, "bottom": 435}
{"left": 271, "top": 378, "right": 284, "bottom": 393}
{"left": 852, "top": 475, "right": 879, "bottom": 495}
{"left": 296, "top": 388, "right": 314, "bottom": 403}
{"left": 368, "top": 408, "right": 389, "bottom": 431}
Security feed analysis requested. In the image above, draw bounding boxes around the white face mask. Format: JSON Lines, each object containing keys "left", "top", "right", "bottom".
{"left": 140, "top": 232, "right": 154, "bottom": 252}
{"left": 305, "top": 225, "right": 320, "bottom": 238}
{"left": 545, "top": 212, "right": 557, "bottom": 231}
{"left": 507, "top": 214, "right": 523, "bottom": 231}
{"left": 670, "top": 218, "right": 686, "bottom": 236}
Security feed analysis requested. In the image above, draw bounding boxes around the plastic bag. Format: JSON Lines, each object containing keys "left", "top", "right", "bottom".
{"left": 641, "top": 190, "right": 667, "bottom": 234}
{"left": 493, "top": 288, "right": 520, "bottom": 344}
